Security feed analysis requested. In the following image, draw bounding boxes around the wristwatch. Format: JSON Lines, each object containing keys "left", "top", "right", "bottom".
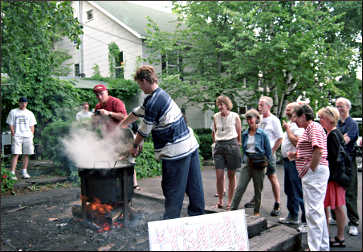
{"left": 133, "top": 143, "right": 139, "bottom": 148}
{"left": 108, "top": 111, "right": 112, "bottom": 117}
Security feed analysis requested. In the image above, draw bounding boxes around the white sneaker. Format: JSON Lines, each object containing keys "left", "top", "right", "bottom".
{"left": 10, "top": 171, "right": 18, "bottom": 181}
{"left": 22, "top": 170, "right": 31, "bottom": 179}
{"left": 297, "top": 223, "right": 308, "bottom": 233}
{"left": 348, "top": 225, "right": 359, "bottom": 236}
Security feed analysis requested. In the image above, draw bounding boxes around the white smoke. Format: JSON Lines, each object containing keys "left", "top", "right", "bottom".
{"left": 61, "top": 119, "right": 134, "bottom": 169}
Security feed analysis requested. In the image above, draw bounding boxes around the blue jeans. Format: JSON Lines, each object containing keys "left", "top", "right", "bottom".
{"left": 161, "top": 149, "right": 205, "bottom": 219}
{"left": 283, "top": 158, "right": 306, "bottom": 222}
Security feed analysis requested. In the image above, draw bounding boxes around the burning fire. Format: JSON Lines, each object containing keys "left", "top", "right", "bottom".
{"left": 89, "top": 198, "right": 113, "bottom": 214}
{"left": 80, "top": 195, "right": 124, "bottom": 232}
{"left": 81, "top": 195, "right": 113, "bottom": 215}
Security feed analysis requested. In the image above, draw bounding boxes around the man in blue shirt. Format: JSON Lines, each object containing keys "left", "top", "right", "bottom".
{"left": 121, "top": 65, "right": 205, "bottom": 219}
{"left": 335, "top": 97, "right": 359, "bottom": 236}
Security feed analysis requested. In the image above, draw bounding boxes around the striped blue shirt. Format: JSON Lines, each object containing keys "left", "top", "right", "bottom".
{"left": 132, "top": 88, "right": 198, "bottom": 160}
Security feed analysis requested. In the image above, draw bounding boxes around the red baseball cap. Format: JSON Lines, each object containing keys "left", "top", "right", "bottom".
{"left": 93, "top": 84, "right": 107, "bottom": 93}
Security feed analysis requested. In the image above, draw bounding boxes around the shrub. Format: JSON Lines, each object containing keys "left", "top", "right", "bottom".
{"left": 192, "top": 131, "right": 204, "bottom": 164}
{"left": 39, "top": 120, "right": 75, "bottom": 176}
{"left": 84, "top": 77, "right": 139, "bottom": 100}
{"left": 135, "top": 142, "right": 162, "bottom": 179}
{"left": 194, "top": 129, "right": 213, "bottom": 160}
{"left": 1, "top": 164, "right": 16, "bottom": 193}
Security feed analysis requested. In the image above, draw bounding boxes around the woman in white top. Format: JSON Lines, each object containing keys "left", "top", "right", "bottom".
{"left": 212, "top": 95, "right": 242, "bottom": 210}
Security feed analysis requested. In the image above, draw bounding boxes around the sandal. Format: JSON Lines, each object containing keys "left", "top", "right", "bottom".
{"left": 133, "top": 185, "right": 141, "bottom": 191}
{"left": 214, "top": 192, "right": 226, "bottom": 197}
{"left": 225, "top": 204, "right": 231, "bottom": 211}
{"left": 216, "top": 203, "right": 223, "bottom": 209}
{"left": 330, "top": 236, "right": 345, "bottom": 247}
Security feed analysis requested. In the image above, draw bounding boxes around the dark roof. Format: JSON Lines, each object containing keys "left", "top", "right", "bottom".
{"left": 91, "top": 1, "right": 178, "bottom": 38}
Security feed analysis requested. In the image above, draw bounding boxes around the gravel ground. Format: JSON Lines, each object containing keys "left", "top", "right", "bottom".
{"left": 1, "top": 193, "right": 187, "bottom": 251}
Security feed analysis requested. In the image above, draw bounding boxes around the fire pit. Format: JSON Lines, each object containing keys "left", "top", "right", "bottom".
{"left": 72, "top": 128, "right": 142, "bottom": 231}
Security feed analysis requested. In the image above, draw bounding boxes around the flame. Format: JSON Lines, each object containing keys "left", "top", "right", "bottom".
{"left": 97, "top": 223, "right": 111, "bottom": 233}
{"left": 79, "top": 196, "right": 123, "bottom": 231}
{"left": 87, "top": 197, "right": 113, "bottom": 215}
{"left": 103, "top": 223, "right": 110, "bottom": 231}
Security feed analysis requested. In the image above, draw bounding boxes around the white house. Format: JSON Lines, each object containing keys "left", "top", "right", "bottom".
{"left": 55, "top": 1, "right": 214, "bottom": 129}
{"left": 54, "top": 1, "right": 178, "bottom": 79}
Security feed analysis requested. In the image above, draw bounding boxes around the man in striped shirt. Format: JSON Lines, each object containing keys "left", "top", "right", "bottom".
{"left": 121, "top": 65, "right": 205, "bottom": 219}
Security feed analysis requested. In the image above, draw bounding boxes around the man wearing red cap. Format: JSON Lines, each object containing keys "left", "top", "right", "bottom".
{"left": 93, "top": 84, "right": 127, "bottom": 132}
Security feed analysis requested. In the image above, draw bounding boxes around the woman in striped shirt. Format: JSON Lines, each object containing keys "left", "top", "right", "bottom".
{"left": 287, "top": 104, "right": 330, "bottom": 251}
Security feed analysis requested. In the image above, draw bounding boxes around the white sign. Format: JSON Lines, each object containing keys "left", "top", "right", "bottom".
{"left": 148, "top": 209, "right": 249, "bottom": 251}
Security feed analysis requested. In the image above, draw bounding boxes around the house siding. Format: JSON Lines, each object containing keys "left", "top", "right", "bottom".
{"left": 54, "top": 1, "right": 143, "bottom": 79}
{"left": 54, "top": 1, "right": 214, "bottom": 129}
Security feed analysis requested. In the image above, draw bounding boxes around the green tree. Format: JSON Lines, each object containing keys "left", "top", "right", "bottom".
{"left": 1, "top": 1, "right": 82, "bottom": 83}
{"left": 1, "top": 1, "right": 83, "bottom": 136}
{"left": 145, "top": 1, "right": 361, "bottom": 118}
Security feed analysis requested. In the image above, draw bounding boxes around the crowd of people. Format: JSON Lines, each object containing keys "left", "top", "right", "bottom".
{"left": 7, "top": 65, "right": 360, "bottom": 251}
{"left": 211, "top": 96, "right": 360, "bottom": 251}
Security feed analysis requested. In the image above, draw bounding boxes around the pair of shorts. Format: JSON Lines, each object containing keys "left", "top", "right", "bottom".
{"left": 266, "top": 153, "right": 276, "bottom": 176}
{"left": 12, "top": 136, "right": 34, "bottom": 155}
{"left": 213, "top": 138, "right": 241, "bottom": 170}
{"left": 324, "top": 181, "right": 346, "bottom": 209}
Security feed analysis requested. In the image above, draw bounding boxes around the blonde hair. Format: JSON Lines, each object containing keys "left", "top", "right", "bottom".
{"left": 317, "top": 106, "right": 340, "bottom": 127}
{"left": 259, "top": 96, "right": 273, "bottom": 108}
{"left": 216, "top": 95, "right": 233, "bottom": 110}
{"left": 245, "top": 109, "right": 261, "bottom": 124}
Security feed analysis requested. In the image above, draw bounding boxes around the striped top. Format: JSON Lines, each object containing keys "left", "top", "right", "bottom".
{"left": 132, "top": 88, "right": 198, "bottom": 160}
{"left": 296, "top": 121, "right": 328, "bottom": 178}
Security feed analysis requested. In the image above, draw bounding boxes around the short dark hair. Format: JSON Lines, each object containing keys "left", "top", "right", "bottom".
{"left": 134, "top": 65, "right": 158, "bottom": 84}
{"left": 295, "top": 104, "right": 315, "bottom": 121}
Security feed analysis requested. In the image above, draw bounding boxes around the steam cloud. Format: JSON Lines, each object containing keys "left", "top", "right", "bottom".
{"left": 62, "top": 120, "right": 134, "bottom": 169}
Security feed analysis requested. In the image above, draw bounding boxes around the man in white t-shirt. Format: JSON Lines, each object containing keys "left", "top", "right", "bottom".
{"left": 246, "top": 96, "right": 283, "bottom": 216}
{"left": 6, "top": 97, "right": 37, "bottom": 180}
{"left": 279, "top": 102, "right": 307, "bottom": 231}
{"left": 76, "top": 102, "right": 93, "bottom": 121}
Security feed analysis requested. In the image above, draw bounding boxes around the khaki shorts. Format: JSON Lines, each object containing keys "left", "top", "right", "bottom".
{"left": 12, "top": 136, "right": 34, "bottom": 155}
{"left": 213, "top": 138, "right": 242, "bottom": 170}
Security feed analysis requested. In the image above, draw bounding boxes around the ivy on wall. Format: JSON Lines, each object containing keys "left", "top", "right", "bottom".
{"left": 108, "top": 42, "right": 120, "bottom": 78}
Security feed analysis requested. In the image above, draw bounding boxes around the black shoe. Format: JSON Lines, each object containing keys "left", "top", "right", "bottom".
{"left": 244, "top": 201, "right": 255, "bottom": 208}
{"left": 270, "top": 202, "right": 280, "bottom": 216}
{"left": 270, "top": 208, "right": 281, "bottom": 216}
